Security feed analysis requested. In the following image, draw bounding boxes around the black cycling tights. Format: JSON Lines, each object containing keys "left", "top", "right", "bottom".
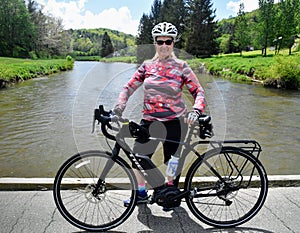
{"left": 132, "top": 117, "right": 188, "bottom": 164}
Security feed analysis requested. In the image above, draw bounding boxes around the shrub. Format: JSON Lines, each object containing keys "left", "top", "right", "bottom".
{"left": 29, "top": 51, "right": 38, "bottom": 60}
{"left": 66, "top": 55, "right": 73, "bottom": 61}
{"left": 270, "top": 56, "right": 300, "bottom": 89}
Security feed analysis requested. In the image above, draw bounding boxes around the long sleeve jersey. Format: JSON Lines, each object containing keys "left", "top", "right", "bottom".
{"left": 115, "top": 58, "right": 205, "bottom": 121}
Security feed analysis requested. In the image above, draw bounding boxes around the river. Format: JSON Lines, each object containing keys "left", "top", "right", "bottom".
{"left": 0, "top": 61, "right": 299, "bottom": 177}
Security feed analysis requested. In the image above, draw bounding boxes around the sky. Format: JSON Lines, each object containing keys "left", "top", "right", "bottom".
{"left": 34, "top": 0, "right": 279, "bottom": 35}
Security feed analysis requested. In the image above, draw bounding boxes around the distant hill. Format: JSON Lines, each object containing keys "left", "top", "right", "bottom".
{"left": 66, "top": 28, "right": 136, "bottom": 57}
{"left": 217, "top": 9, "right": 258, "bottom": 34}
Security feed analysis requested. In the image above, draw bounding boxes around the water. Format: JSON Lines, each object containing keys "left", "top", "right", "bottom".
{"left": 203, "top": 79, "right": 300, "bottom": 175}
{"left": 0, "top": 61, "right": 299, "bottom": 177}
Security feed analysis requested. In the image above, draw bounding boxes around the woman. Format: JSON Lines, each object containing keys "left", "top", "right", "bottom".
{"left": 113, "top": 22, "right": 206, "bottom": 208}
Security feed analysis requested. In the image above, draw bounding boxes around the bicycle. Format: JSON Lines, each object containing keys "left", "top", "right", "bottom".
{"left": 53, "top": 105, "right": 268, "bottom": 232}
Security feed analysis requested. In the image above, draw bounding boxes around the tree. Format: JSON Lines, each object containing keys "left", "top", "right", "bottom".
{"left": 185, "top": 0, "right": 219, "bottom": 57}
{"left": 101, "top": 32, "right": 114, "bottom": 57}
{"left": 27, "top": 0, "right": 72, "bottom": 58}
{"left": 136, "top": 14, "right": 156, "bottom": 63}
{"left": 159, "top": 0, "right": 187, "bottom": 49}
{"left": 135, "top": 0, "right": 162, "bottom": 63}
{"left": 297, "top": 0, "right": 300, "bottom": 34}
{"left": 218, "top": 34, "right": 231, "bottom": 54}
{"left": 274, "top": 0, "right": 299, "bottom": 55}
{"left": 136, "top": 14, "right": 154, "bottom": 46}
{"left": 26, "top": 0, "right": 40, "bottom": 57}
{"left": 41, "top": 16, "right": 70, "bottom": 57}
{"left": 217, "top": 19, "right": 235, "bottom": 53}
{"left": 258, "top": 0, "right": 275, "bottom": 57}
{"left": 150, "top": 0, "right": 162, "bottom": 25}
{"left": 234, "top": 3, "right": 250, "bottom": 56}
{"left": 0, "top": 0, "right": 35, "bottom": 57}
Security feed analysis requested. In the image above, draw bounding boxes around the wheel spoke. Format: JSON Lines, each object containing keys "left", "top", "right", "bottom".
{"left": 53, "top": 151, "right": 137, "bottom": 231}
{"left": 185, "top": 148, "right": 268, "bottom": 228}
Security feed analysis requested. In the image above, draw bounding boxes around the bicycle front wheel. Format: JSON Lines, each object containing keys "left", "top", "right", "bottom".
{"left": 185, "top": 147, "right": 268, "bottom": 228}
{"left": 53, "top": 150, "right": 138, "bottom": 232}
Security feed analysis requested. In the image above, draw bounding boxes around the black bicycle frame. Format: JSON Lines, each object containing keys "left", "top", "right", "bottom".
{"left": 94, "top": 121, "right": 262, "bottom": 194}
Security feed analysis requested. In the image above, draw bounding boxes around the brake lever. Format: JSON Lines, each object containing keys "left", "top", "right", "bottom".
{"left": 92, "top": 105, "right": 128, "bottom": 134}
{"left": 92, "top": 109, "right": 100, "bottom": 133}
{"left": 198, "top": 115, "right": 211, "bottom": 124}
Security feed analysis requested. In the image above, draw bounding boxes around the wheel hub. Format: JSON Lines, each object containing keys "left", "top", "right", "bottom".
{"left": 84, "top": 183, "right": 106, "bottom": 203}
{"left": 216, "top": 178, "right": 239, "bottom": 203}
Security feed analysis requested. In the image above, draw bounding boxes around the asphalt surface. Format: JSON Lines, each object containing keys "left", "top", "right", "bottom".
{"left": 0, "top": 186, "right": 299, "bottom": 233}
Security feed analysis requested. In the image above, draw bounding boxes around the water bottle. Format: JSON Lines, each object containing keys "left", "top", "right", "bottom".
{"left": 166, "top": 156, "right": 179, "bottom": 177}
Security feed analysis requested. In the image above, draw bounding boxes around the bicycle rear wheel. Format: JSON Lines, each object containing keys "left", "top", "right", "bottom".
{"left": 53, "top": 150, "right": 137, "bottom": 232}
{"left": 185, "top": 147, "right": 268, "bottom": 228}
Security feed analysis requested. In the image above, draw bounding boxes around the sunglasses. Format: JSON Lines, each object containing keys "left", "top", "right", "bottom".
{"left": 156, "top": 39, "right": 174, "bottom": 46}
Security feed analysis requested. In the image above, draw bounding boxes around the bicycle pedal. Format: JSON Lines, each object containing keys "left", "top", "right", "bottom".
{"left": 162, "top": 206, "right": 174, "bottom": 212}
{"left": 147, "top": 195, "right": 154, "bottom": 204}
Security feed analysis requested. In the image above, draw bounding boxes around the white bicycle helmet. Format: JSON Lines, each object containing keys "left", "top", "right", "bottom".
{"left": 151, "top": 22, "right": 178, "bottom": 40}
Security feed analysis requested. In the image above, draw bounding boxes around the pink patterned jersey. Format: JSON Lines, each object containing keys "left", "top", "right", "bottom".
{"left": 115, "top": 58, "right": 205, "bottom": 121}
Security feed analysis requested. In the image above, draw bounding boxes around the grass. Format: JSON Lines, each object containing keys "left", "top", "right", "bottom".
{"left": 96, "top": 49, "right": 300, "bottom": 89}
{"left": 100, "top": 56, "right": 137, "bottom": 63}
{"left": 0, "top": 57, "right": 74, "bottom": 87}
{"left": 95, "top": 50, "right": 299, "bottom": 88}
{"left": 74, "top": 55, "right": 137, "bottom": 63}
{"left": 1, "top": 49, "right": 299, "bottom": 89}
{"left": 187, "top": 50, "right": 300, "bottom": 89}
{"left": 75, "top": 56, "right": 101, "bottom": 61}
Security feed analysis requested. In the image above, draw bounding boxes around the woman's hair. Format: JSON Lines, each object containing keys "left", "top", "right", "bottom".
{"left": 151, "top": 51, "right": 177, "bottom": 61}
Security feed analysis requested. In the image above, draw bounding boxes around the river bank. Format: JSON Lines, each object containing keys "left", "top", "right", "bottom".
{"left": 188, "top": 52, "right": 300, "bottom": 90}
{"left": 1, "top": 51, "right": 299, "bottom": 90}
{"left": 99, "top": 51, "right": 300, "bottom": 90}
{"left": 0, "top": 56, "right": 74, "bottom": 88}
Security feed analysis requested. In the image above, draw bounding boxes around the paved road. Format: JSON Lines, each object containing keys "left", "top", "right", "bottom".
{"left": 0, "top": 187, "right": 299, "bottom": 233}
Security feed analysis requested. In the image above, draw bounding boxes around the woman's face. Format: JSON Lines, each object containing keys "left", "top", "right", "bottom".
{"left": 155, "top": 36, "right": 174, "bottom": 60}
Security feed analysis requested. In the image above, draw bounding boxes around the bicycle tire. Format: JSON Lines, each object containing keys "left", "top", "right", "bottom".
{"left": 185, "top": 146, "right": 268, "bottom": 228}
{"left": 53, "top": 150, "right": 138, "bottom": 232}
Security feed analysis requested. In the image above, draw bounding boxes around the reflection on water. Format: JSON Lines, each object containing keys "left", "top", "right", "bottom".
{"left": 0, "top": 62, "right": 299, "bottom": 177}
{"left": 208, "top": 79, "right": 300, "bottom": 175}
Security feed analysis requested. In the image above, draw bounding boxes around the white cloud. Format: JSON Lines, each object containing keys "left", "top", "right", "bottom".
{"left": 226, "top": 0, "right": 280, "bottom": 15}
{"left": 226, "top": 0, "right": 258, "bottom": 14}
{"left": 35, "top": 0, "right": 139, "bottom": 35}
{"left": 226, "top": 1, "right": 241, "bottom": 14}
{"left": 81, "top": 7, "right": 139, "bottom": 35}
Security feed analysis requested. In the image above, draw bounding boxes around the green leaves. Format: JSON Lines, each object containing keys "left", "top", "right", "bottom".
{"left": 269, "top": 55, "right": 300, "bottom": 89}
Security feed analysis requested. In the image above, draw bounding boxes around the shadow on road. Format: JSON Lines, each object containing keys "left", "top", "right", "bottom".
{"left": 135, "top": 205, "right": 275, "bottom": 233}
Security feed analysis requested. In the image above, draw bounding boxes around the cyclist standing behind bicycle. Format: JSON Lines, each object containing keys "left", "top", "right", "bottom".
{"left": 113, "top": 22, "right": 206, "bottom": 208}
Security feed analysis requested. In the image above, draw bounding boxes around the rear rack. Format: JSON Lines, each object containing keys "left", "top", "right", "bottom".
{"left": 199, "top": 140, "right": 262, "bottom": 159}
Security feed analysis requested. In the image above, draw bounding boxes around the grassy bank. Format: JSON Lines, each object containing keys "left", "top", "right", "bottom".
{"left": 99, "top": 56, "right": 137, "bottom": 63}
{"left": 74, "top": 55, "right": 137, "bottom": 63}
{"left": 0, "top": 56, "right": 74, "bottom": 88}
{"left": 188, "top": 50, "right": 300, "bottom": 89}
{"left": 75, "top": 56, "right": 101, "bottom": 61}
{"left": 2, "top": 51, "right": 299, "bottom": 89}
{"left": 96, "top": 50, "right": 300, "bottom": 89}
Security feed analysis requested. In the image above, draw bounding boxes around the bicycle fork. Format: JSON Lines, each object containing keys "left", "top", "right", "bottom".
{"left": 91, "top": 146, "right": 122, "bottom": 197}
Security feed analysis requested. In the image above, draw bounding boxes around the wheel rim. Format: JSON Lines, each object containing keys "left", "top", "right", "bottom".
{"left": 53, "top": 151, "right": 137, "bottom": 231}
{"left": 185, "top": 148, "right": 268, "bottom": 227}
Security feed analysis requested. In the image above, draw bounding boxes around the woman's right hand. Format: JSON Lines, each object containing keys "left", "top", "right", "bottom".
{"left": 112, "top": 108, "right": 122, "bottom": 117}
{"left": 184, "top": 110, "right": 202, "bottom": 125}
